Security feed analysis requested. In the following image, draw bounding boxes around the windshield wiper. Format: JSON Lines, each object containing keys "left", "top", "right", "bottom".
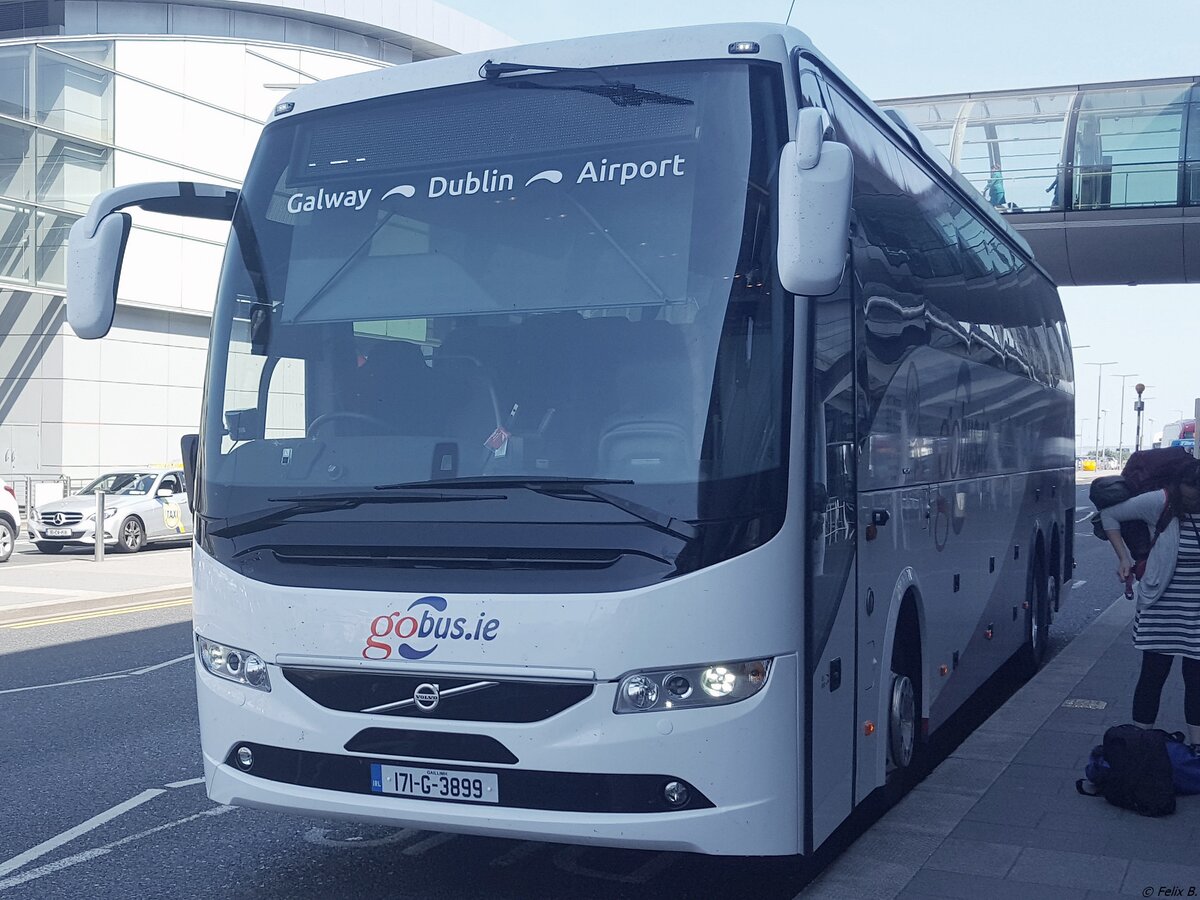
{"left": 480, "top": 59, "right": 693, "bottom": 107}
{"left": 375, "top": 476, "right": 698, "bottom": 542}
{"left": 207, "top": 489, "right": 505, "bottom": 538}
{"left": 492, "top": 79, "right": 693, "bottom": 108}
{"left": 479, "top": 60, "right": 600, "bottom": 80}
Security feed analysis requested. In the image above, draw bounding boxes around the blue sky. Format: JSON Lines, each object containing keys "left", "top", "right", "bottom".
{"left": 441, "top": 0, "right": 1200, "bottom": 449}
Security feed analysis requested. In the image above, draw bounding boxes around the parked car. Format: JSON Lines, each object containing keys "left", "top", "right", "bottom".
{"left": 29, "top": 469, "right": 192, "bottom": 554}
{"left": 0, "top": 477, "right": 19, "bottom": 563}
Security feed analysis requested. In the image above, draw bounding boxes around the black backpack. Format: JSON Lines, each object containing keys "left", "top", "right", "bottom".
{"left": 1088, "top": 447, "right": 1194, "bottom": 575}
{"left": 1077, "top": 724, "right": 1176, "bottom": 816}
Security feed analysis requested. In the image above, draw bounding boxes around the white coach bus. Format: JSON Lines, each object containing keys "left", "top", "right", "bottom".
{"left": 67, "top": 23, "right": 1074, "bottom": 856}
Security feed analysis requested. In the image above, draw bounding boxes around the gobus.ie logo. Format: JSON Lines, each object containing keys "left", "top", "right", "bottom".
{"left": 362, "top": 596, "right": 501, "bottom": 661}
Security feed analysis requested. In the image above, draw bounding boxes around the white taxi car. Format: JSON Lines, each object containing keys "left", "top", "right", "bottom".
{"left": 0, "top": 477, "right": 18, "bottom": 563}
{"left": 30, "top": 470, "right": 192, "bottom": 554}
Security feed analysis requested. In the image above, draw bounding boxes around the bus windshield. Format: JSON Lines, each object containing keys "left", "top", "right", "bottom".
{"left": 200, "top": 60, "right": 789, "bottom": 560}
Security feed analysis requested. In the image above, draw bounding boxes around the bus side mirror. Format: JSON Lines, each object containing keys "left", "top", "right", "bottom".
{"left": 67, "top": 212, "right": 132, "bottom": 339}
{"left": 67, "top": 182, "right": 239, "bottom": 339}
{"left": 777, "top": 107, "right": 853, "bottom": 297}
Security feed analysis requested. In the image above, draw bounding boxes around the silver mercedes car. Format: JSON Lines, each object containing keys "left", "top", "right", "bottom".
{"left": 29, "top": 470, "right": 193, "bottom": 554}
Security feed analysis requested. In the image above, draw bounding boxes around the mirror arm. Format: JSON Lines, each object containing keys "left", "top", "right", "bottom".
{"left": 77, "top": 182, "right": 239, "bottom": 240}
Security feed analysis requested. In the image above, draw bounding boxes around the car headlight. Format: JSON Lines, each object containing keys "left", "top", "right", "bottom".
{"left": 196, "top": 634, "right": 271, "bottom": 692}
{"left": 85, "top": 507, "right": 119, "bottom": 522}
{"left": 613, "top": 659, "right": 770, "bottom": 713}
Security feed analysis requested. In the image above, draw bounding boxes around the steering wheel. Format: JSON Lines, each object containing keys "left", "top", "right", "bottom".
{"left": 309, "top": 411, "right": 393, "bottom": 435}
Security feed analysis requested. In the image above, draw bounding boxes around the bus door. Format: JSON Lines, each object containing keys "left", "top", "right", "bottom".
{"left": 806, "top": 283, "right": 859, "bottom": 850}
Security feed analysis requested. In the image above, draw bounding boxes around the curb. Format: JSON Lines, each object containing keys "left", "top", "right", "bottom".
{"left": 0, "top": 584, "right": 193, "bottom": 627}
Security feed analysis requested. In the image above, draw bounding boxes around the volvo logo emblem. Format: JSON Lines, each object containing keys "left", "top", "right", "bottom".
{"left": 413, "top": 683, "right": 440, "bottom": 712}
{"left": 53, "top": 513, "right": 65, "bottom": 526}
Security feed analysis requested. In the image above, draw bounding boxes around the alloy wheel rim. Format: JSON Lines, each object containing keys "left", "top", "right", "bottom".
{"left": 891, "top": 674, "right": 915, "bottom": 767}
{"left": 123, "top": 520, "right": 140, "bottom": 546}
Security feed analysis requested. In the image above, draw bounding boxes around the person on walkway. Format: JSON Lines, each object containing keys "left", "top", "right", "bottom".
{"left": 1102, "top": 464, "right": 1200, "bottom": 748}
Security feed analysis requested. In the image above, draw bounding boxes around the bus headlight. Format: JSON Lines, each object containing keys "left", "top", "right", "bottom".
{"left": 196, "top": 634, "right": 271, "bottom": 692}
{"left": 613, "top": 659, "right": 770, "bottom": 714}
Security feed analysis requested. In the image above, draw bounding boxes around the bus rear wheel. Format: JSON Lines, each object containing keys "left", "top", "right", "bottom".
{"left": 1019, "top": 552, "right": 1050, "bottom": 676}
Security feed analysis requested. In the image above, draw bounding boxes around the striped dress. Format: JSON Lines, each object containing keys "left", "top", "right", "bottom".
{"left": 1135, "top": 512, "right": 1200, "bottom": 659}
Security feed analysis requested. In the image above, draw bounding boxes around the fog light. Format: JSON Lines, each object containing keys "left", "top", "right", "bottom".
{"left": 236, "top": 746, "right": 253, "bottom": 769}
{"left": 664, "top": 781, "right": 689, "bottom": 806}
{"left": 623, "top": 674, "right": 659, "bottom": 709}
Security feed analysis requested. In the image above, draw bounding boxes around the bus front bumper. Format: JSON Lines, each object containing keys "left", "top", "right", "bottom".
{"left": 197, "top": 655, "right": 801, "bottom": 856}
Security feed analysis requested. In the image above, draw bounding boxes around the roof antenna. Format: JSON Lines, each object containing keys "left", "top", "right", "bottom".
{"left": 785, "top": 0, "right": 798, "bottom": 24}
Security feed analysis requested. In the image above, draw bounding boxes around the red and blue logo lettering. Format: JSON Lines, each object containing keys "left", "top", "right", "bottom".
{"left": 362, "top": 596, "right": 501, "bottom": 661}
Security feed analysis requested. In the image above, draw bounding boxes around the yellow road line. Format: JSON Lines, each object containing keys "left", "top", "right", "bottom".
{"left": 5, "top": 598, "right": 193, "bottom": 629}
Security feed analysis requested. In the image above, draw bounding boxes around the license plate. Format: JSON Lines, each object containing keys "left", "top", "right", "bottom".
{"left": 46, "top": 528, "right": 71, "bottom": 537}
{"left": 370, "top": 764, "right": 498, "bottom": 803}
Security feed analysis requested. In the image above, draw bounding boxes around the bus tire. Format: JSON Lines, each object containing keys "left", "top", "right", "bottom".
{"left": 888, "top": 671, "right": 917, "bottom": 769}
{"left": 1019, "top": 550, "right": 1050, "bottom": 675}
{"left": 888, "top": 603, "right": 923, "bottom": 774}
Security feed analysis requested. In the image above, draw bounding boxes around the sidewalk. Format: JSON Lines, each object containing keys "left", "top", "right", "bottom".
{"left": 804, "top": 597, "right": 1200, "bottom": 899}
{"left": 0, "top": 548, "right": 191, "bottom": 625}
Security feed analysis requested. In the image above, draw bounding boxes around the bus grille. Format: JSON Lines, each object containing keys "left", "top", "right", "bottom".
{"left": 282, "top": 668, "right": 594, "bottom": 723}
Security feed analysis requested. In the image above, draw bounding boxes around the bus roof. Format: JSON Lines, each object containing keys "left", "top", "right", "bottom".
{"left": 271, "top": 21, "right": 1037, "bottom": 272}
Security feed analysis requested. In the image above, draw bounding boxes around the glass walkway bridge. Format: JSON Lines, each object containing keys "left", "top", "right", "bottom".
{"left": 885, "top": 77, "right": 1200, "bottom": 285}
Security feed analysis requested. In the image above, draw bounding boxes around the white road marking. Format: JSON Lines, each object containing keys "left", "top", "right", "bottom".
{"left": 0, "top": 806, "right": 233, "bottom": 891}
{"left": 1071, "top": 580, "right": 1088, "bottom": 589}
{"left": 0, "top": 654, "right": 191, "bottom": 697}
{"left": 164, "top": 777, "right": 205, "bottom": 789}
{"left": 1076, "top": 513, "right": 1094, "bottom": 523}
{"left": 130, "top": 654, "right": 192, "bottom": 676}
{"left": 402, "top": 832, "right": 457, "bottom": 856}
{"left": 0, "top": 789, "right": 164, "bottom": 878}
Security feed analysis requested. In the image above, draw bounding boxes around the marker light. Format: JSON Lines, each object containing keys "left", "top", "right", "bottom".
{"left": 196, "top": 634, "right": 271, "bottom": 692}
{"left": 728, "top": 41, "right": 760, "bottom": 54}
{"left": 614, "top": 659, "right": 771, "bottom": 714}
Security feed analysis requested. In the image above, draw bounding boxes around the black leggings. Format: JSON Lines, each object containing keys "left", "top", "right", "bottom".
{"left": 1132, "top": 651, "right": 1200, "bottom": 726}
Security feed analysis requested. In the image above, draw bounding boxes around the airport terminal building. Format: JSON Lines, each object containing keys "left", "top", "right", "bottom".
{"left": 0, "top": 0, "right": 508, "bottom": 482}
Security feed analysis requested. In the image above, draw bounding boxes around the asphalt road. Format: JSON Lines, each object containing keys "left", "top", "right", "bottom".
{"left": 0, "top": 480, "right": 1124, "bottom": 900}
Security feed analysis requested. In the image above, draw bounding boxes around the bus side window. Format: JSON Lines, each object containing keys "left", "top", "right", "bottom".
{"left": 799, "top": 69, "right": 827, "bottom": 110}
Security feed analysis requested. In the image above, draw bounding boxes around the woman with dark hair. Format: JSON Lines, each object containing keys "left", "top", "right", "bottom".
{"left": 1102, "top": 463, "right": 1200, "bottom": 748}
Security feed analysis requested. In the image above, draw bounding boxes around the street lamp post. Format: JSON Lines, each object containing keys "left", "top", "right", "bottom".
{"left": 1086, "top": 362, "right": 1118, "bottom": 461}
{"left": 1111, "top": 373, "right": 1139, "bottom": 461}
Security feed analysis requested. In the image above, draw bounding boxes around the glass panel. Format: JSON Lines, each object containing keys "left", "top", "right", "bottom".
{"left": 959, "top": 91, "right": 1073, "bottom": 213}
{"left": 887, "top": 99, "right": 961, "bottom": 160}
{"left": 36, "top": 47, "right": 113, "bottom": 142}
{"left": 0, "top": 201, "right": 31, "bottom": 281}
{"left": 1187, "top": 103, "right": 1200, "bottom": 206}
{"left": 35, "top": 208, "right": 78, "bottom": 286}
{"left": 1073, "top": 87, "right": 1187, "bottom": 209}
{"left": 36, "top": 132, "right": 112, "bottom": 213}
{"left": 0, "top": 120, "right": 33, "bottom": 200}
{"left": 0, "top": 46, "right": 31, "bottom": 120}
{"left": 50, "top": 41, "right": 113, "bottom": 67}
